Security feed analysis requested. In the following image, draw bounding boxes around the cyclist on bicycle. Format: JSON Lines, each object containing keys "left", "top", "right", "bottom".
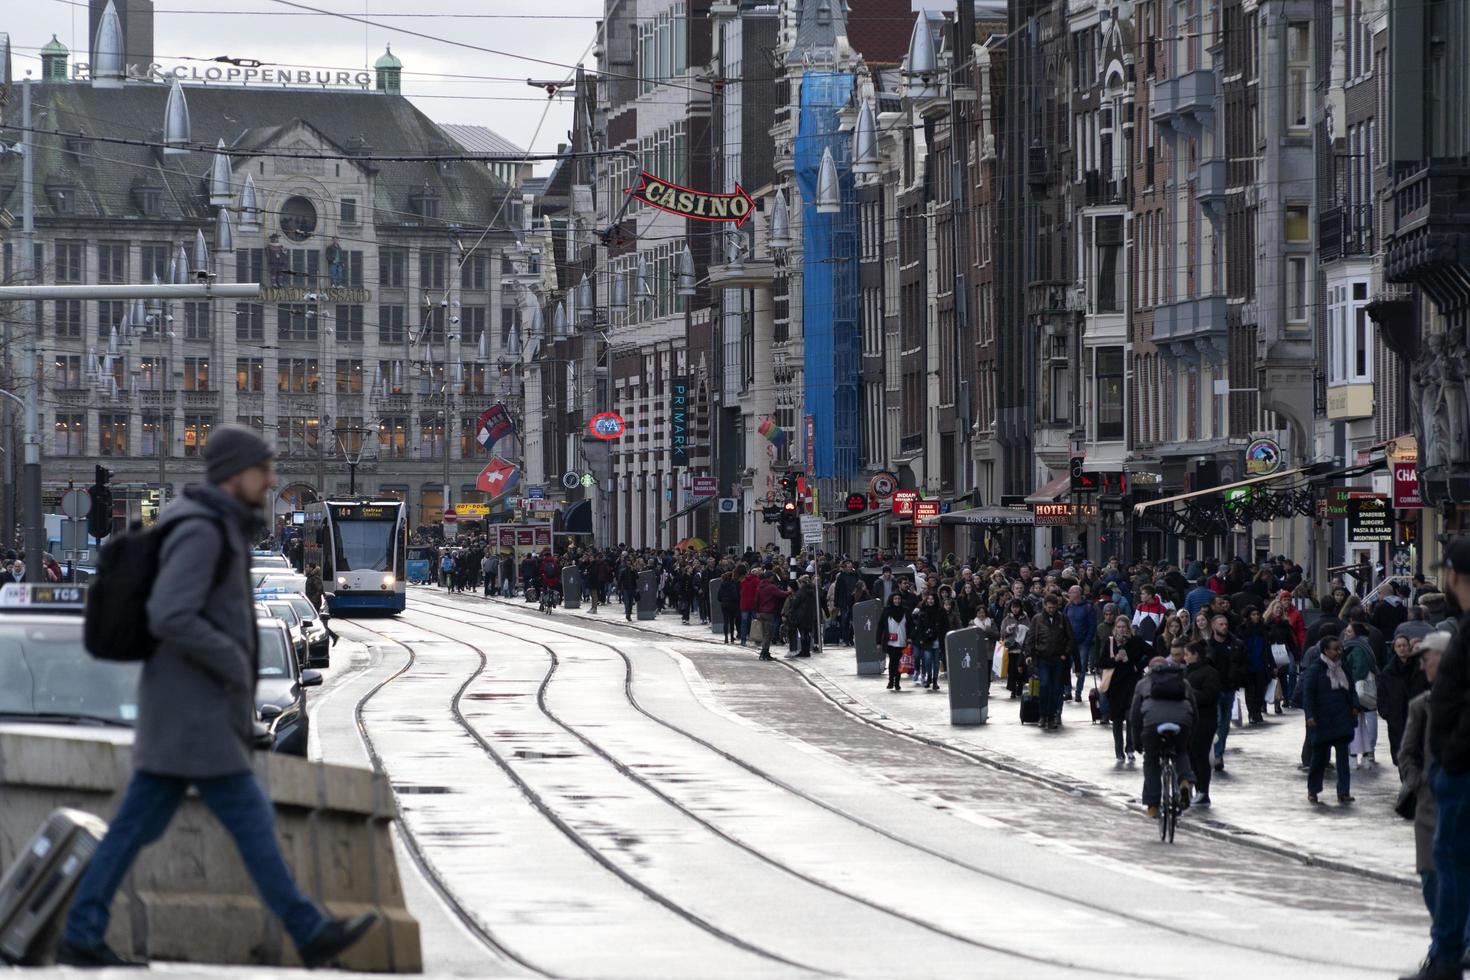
{"left": 1129, "top": 656, "right": 1199, "bottom": 819}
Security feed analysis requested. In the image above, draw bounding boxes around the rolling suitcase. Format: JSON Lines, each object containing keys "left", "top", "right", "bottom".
{"left": 1019, "top": 677, "right": 1042, "bottom": 725}
{"left": 0, "top": 808, "right": 109, "bottom": 964}
{"left": 1088, "top": 685, "right": 1104, "bottom": 724}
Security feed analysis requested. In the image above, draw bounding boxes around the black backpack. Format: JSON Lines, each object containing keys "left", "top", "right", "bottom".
{"left": 84, "top": 517, "right": 231, "bottom": 662}
{"left": 1150, "top": 666, "right": 1189, "bottom": 701}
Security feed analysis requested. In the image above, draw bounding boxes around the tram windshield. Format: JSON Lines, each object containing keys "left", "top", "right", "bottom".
{"left": 334, "top": 519, "right": 395, "bottom": 572}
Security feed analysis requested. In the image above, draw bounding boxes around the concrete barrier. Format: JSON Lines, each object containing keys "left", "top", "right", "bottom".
{"left": 0, "top": 730, "right": 421, "bottom": 972}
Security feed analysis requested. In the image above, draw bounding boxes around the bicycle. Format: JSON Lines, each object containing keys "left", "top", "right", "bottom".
{"left": 1156, "top": 722, "right": 1182, "bottom": 843}
{"left": 539, "top": 588, "right": 561, "bottom": 614}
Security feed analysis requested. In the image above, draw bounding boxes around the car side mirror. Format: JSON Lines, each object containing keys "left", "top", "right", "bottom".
{"left": 300, "top": 670, "right": 323, "bottom": 687}
{"left": 251, "top": 720, "right": 273, "bottom": 749}
{"left": 259, "top": 703, "right": 284, "bottom": 721}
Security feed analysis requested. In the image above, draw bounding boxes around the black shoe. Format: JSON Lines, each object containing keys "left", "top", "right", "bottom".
{"left": 299, "top": 913, "right": 379, "bottom": 970}
{"left": 1399, "top": 957, "right": 1463, "bottom": 980}
{"left": 55, "top": 941, "right": 146, "bottom": 968}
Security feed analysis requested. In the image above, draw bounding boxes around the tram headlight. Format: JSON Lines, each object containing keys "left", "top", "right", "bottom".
{"left": 338, "top": 577, "right": 348, "bottom": 587}
{"left": 382, "top": 574, "right": 395, "bottom": 587}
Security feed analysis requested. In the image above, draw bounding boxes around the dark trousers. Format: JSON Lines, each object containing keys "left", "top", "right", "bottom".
{"left": 1189, "top": 707, "right": 1216, "bottom": 797}
{"left": 1430, "top": 766, "right": 1470, "bottom": 963}
{"left": 1034, "top": 659, "right": 1066, "bottom": 721}
{"left": 1110, "top": 706, "right": 1135, "bottom": 758}
{"left": 64, "top": 771, "right": 326, "bottom": 951}
{"left": 1140, "top": 728, "right": 1195, "bottom": 807}
{"left": 1307, "top": 737, "right": 1352, "bottom": 797}
{"left": 1244, "top": 669, "right": 1271, "bottom": 722}
{"left": 759, "top": 613, "right": 778, "bottom": 656}
{"left": 885, "top": 645, "right": 904, "bottom": 687}
{"left": 721, "top": 604, "right": 739, "bottom": 642}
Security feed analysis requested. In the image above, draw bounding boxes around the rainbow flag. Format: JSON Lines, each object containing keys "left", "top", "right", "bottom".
{"left": 757, "top": 416, "right": 787, "bottom": 449}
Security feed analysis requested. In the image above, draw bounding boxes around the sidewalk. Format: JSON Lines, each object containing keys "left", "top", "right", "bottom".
{"left": 487, "top": 591, "right": 1418, "bottom": 886}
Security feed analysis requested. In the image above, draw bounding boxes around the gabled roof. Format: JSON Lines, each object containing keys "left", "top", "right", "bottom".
{"left": 439, "top": 124, "right": 525, "bottom": 158}
{"left": 0, "top": 82, "right": 512, "bottom": 230}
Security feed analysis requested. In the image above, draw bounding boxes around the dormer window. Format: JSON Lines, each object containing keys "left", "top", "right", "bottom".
{"left": 410, "top": 186, "right": 440, "bottom": 219}
{"left": 48, "top": 184, "right": 77, "bottom": 214}
{"left": 139, "top": 185, "right": 163, "bottom": 216}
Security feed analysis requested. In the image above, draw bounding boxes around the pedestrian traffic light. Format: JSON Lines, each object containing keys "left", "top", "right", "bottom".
{"left": 779, "top": 475, "right": 796, "bottom": 498}
{"left": 89, "top": 465, "right": 114, "bottom": 541}
{"left": 778, "top": 500, "right": 800, "bottom": 540}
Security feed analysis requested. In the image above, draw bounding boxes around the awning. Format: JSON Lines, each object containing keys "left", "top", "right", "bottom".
{"left": 830, "top": 508, "right": 884, "bottom": 527}
{"left": 559, "top": 499, "right": 592, "bottom": 536}
{"left": 1131, "top": 467, "right": 1304, "bottom": 515}
{"left": 660, "top": 495, "right": 713, "bottom": 526}
{"left": 1025, "top": 474, "right": 1070, "bottom": 505}
{"left": 938, "top": 506, "right": 1035, "bottom": 527}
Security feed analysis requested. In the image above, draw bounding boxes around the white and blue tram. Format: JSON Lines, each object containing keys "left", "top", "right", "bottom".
{"left": 302, "top": 500, "right": 408, "bottom": 613}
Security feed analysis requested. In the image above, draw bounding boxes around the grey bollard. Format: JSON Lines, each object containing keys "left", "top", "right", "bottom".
{"left": 851, "top": 598, "right": 885, "bottom": 676}
{"left": 708, "top": 580, "right": 725, "bottom": 634}
{"left": 637, "top": 569, "right": 660, "bottom": 620}
{"left": 944, "top": 626, "right": 989, "bottom": 725}
{"left": 561, "top": 566, "right": 583, "bottom": 609}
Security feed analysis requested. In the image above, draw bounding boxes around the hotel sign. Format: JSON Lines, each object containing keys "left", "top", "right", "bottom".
{"left": 73, "top": 61, "right": 372, "bottom": 88}
{"left": 1033, "top": 502, "right": 1100, "bottom": 527}
{"left": 630, "top": 173, "right": 755, "bottom": 226}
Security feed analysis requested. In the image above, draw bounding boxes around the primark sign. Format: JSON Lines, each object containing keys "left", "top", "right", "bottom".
{"left": 72, "top": 61, "right": 372, "bottom": 88}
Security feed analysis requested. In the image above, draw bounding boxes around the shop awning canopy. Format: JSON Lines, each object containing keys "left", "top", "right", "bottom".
{"left": 660, "top": 495, "right": 713, "bottom": 526}
{"left": 559, "top": 499, "right": 592, "bottom": 536}
{"left": 830, "top": 508, "right": 885, "bottom": 527}
{"left": 1025, "top": 474, "right": 1071, "bottom": 505}
{"left": 937, "top": 506, "right": 1035, "bottom": 527}
{"left": 1131, "top": 468, "right": 1304, "bottom": 515}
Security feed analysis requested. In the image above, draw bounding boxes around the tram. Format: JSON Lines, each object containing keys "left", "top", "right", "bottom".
{"left": 301, "top": 500, "right": 408, "bottom": 614}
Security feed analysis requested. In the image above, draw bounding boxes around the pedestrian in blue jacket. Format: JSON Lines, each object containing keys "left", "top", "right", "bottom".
{"left": 1301, "top": 634, "right": 1361, "bottom": 804}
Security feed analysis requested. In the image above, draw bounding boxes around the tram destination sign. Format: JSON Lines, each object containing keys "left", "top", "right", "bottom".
{"left": 329, "top": 504, "right": 396, "bottom": 520}
{"left": 629, "top": 173, "right": 755, "bottom": 226}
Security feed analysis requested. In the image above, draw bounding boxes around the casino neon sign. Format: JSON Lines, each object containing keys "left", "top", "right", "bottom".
{"left": 628, "top": 173, "right": 755, "bottom": 226}
{"left": 588, "top": 412, "right": 626, "bottom": 440}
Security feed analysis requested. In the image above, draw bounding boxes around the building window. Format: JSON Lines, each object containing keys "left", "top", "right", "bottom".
{"left": 378, "top": 415, "right": 408, "bottom": 458}
{"left": 463, "top": 307, "right": 487, "bottom": 348}
{"left": 53, "top": 412, "right": 85, "bottom": 456}
{"left": 465, "top": 362, "right": 488, "bottom": 394}
{"left": 139, "top": 356, "right": 168, "bottom": 391}
{"left": 1095, "top": 216, "right": 1125, "bottom": 313}
{"left": 183, "top": 356, "right": 210, "bottom": 391}
{"left": 1329, "top": 281, "right": 1374, "bottom": 384}
{"left": 420, "top": 249, "right": 449, "bottom": 290}
{"left": 1286, "top": 256, "right": 1308, "bottom": 323}
{"left": 335, "top": 359, "right": 364, "bottom": 393}
{"left": 236, "top": 357, "right": 264, "bottom": 392}
{"left": 380, "top": 359, "right": 405, "bottom": 394}
{"left": 235, "top": 303, "right": 264, "bottom": 341}
{"left": 140, "top": 413, "right": 171, "bottom": 456}
{"left": 277, "top": 303, "right": 316, "bottom": 342}
{"left": 276, "top": 417, "right": 320, "bottom": 456}
{"left": 183, "top": 415, "right": 213, "bottom": 457}
{"left": 235, "top": 414, "right": 265, "bottom": 434}
{"left": 278, "top": 358, "right": 320, "bottom": 393}
{"left": 500, "top": 306, "right": 519, "bottom": 348}
{"left": 1096, "top": 347, "right": 1125, "bottom": 440}
{"left": 183, "top": 302, "right": 210, "bottom": 340}
{"left": 99, "top": 414, "right": 128, "bottom": 456}
{"left": 1284, "top": 205, "right": 1310, "bottom": 242}
{"left": 340, "top": 198, "right": 358, "bottom": 225}
{"left": 52, "top": 354, "right": 82, "bottom": 389}
{"left": 97, "top": 241, "right": 128, "bottom": 283}
{"left": 235, "top": 247, "right": 264, "bottom": 284}
{"left": 379, "top": 305, "right": 406, "bottom": 345}
{"left": 97, "top": 299, "right": 126, "bottom": 339}
{"left": 460, "top": 254, "right": 488, "bottom": 291}
{"left": 334, "top": 304, "right": 364, "bottom": 342}
{"left": 419, "top": 416, "right": 445, "bottom": 458}
{"left": 419, "top": 306, "right": 446, "bottom": 346}
{"left": 53, "top": 300, "right": 82, "bottom": 339}
{"left": 140, "top": 187, "right": 163, "bottom": 216}
{"left": 141, "top": 242, "right": 170, "bottom": 281}
{"left": 1287, "top": 22, "right": 1310, "bottom": 130}
{"left": 379, "top": 248, "right": 406, "bottom": 288}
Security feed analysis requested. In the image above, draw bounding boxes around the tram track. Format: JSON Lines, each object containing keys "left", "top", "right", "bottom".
{"left": 348, "top": 618, "right": 831, "bottom": 978}
{"left": 404, "top": 594, "right": 1390, "bottom": 976}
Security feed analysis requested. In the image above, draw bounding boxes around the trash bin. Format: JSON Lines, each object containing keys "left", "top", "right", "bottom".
{"left": 944, "top": 626, "right": 989, "bottom": 725}
{"left": 708, "top": 579, "right": 725, "bottom": 635}
{"left": 637, "top": 568, "right": 659, "bottom": 621}
{"left": 851, "top": 598, "right": 885, "bottom": 676}
{"left": 561, "top": 565, "right": 583, "bottom": 610}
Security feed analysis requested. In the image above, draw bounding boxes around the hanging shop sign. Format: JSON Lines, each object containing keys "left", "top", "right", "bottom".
{"left": 588, "top": 411, "right": 626, "bottom": 440}
{"left": 870, "top": 472, "right": 899, "bottom": 500}
{"left": 892, "top": 490, "right": 919, "bottom": 518}
{"left": 1033, "top": 502, "right": 1101, "bottom": 527}
{"left": 628, "top": 173, "right": 755, "bottom": 226}
{"left": 692, "top": 476, "right": 719, "bottom": 498}
{"left": 914, "top": 500, "right": 941, "bottom": 523}
{"left": 1347, "top": 494, "right": 1394, "bottom": 543}
{"left": 670, "top": 377, "right": 691, "bottom": 466}
{"left": 1392, "top": 462, "right": 1424, "bottom": 509}
{"left": 844, "top": 492, "right": 868, "bottom": 514}
{"left": 1245, "top": 437, "right": 1283, "bottom": 476}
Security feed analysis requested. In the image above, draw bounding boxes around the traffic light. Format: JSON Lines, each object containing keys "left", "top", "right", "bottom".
{"left": 778, "top": 500, "right": 800, "bottom": 540}
{"left": 779, "top": 475, "right": 796, "bottom": 499}
{"left": 89, "top": 465, "right": 114, "bottom": 540}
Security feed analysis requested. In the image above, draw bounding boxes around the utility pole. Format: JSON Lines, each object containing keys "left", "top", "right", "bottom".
{"left": 20, "top": 78, "right": 43, "bottom": 583}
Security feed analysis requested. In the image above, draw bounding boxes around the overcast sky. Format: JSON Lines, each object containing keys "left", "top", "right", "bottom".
{"left": 6, "top": 0, "right": 600, "bottom": 168}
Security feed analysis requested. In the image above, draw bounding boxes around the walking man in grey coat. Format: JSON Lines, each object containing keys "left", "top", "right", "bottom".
{"left": 59, "top": 426, "right": 377, "bottom": 969}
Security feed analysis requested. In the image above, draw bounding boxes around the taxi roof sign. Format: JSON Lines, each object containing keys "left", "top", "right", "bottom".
{"left": 0, "top": 583, "right": 86, "bottom": 611}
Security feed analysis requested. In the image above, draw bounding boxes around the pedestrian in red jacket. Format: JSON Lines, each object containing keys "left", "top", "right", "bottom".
{"left": 737, "top": 570, "right": 762, "bottom": 646}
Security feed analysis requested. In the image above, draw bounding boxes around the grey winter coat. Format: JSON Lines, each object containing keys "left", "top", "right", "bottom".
{"left": 135, "top": 484, "right": 260, "bottom": 779}
{"left": 1398, "top": 692, "right": 1436, "bottom": 874}
{"left": 1128, "top": 662, "right": 1199, "bottom": 739}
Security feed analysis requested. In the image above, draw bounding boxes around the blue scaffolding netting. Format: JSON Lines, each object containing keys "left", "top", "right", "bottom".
{"left": 795, "top": 70, "right": 860, "bottom": 480}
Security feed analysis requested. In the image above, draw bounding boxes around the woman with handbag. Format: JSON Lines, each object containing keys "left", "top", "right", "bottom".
{"left": 1344, "top": 622, "right": 1380, "bottom": 769}
{"left": 1102, "top": 618, "right": 1149, "bottom": 766}
{"left": 1000, "top": 599, "right": 1030, "bottom": 699}
{"left": 877, "top": 593, "right": 914, "bottom": 691}
{"left": 1264, "top": 598, "right": 1300, "bottom": 714}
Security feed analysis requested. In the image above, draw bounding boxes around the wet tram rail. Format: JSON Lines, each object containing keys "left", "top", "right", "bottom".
{"left": 380, "top": 593, "right": 1408, "bottom": 978}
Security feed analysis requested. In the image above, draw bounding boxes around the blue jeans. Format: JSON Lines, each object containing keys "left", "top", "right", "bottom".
{"left": 1035, "top": 659, "right": 1066, "bottom": 722}
{"left": 1307, "top": 738, "right": 1351, "bottom": 798}
{"left": 1074, "top": 640, "right": 1093, "bottom": 697}
{"left": 64, "top": 771, "right": 327, "bottom": 951}
{"left": 1281, "top": 658, "right": 1300, "bottom": 705}
{"left": 1430, "top": 766, "right": 1470, "bottom": 963}
{"left": 837, "top": 606, "right": 853, "bottom": 645}
{"left": 1214, "top": 690, "right": 1238, "bottom": 760}
{"left": 919, "top": 643, "right": 940, "bottom": 686}
{"left": 739, "top": 610, "right": 753, "bottom": 644}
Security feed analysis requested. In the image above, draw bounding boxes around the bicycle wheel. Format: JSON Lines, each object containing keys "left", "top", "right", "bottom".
{"left": 1159, "top": 760, "right": 1176, "bottom": 843}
